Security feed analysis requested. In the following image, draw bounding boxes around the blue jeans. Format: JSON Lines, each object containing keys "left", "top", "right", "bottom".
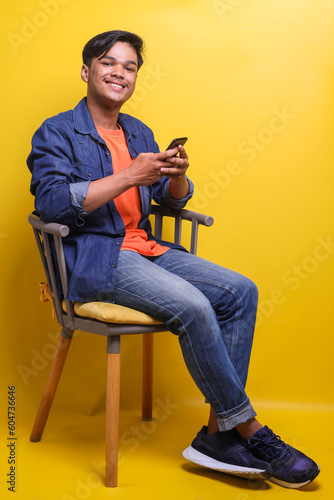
{"left": 114, "top": 249, "right": 258, "bottom": 431}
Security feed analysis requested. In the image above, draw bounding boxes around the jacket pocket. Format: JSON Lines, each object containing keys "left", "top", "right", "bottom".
{"left": 72, "top": 162, "right": 102, "bottom": 182}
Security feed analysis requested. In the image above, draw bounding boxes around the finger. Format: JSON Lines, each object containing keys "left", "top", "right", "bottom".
{"left": 177, "top": 145, "right": 188, "bottom": 159}
{"left": 168, "top": 155, "right": 189, "bottom": 170}
{"left": 160, "top": 165, "right": 187, "bottom": 175}
{"left": 157, "top": 147, "right": 179, "bottom": 161}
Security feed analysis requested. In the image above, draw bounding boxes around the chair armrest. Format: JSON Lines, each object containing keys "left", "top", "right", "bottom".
{"left": 28, "top": 213, "right": 70, "bottom": 238}
{"left": 150, "top": 205, "right": 214, "bottom": 227}
{"left": 176, "top": 208, "right": 214, "bottom": 228}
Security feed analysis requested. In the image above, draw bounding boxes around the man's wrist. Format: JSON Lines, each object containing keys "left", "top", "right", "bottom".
{"left": 168, "top": 176, "right": 189, "bottom": 199}
{"left": 169, "top": 173, "right": 187, "bottom": 185}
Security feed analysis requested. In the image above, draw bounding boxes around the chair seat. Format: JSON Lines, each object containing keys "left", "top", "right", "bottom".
{"left": 39, "top": 282, "right": 162, "bottom": 325}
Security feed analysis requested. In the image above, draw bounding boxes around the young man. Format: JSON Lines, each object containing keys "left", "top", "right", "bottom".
{"left": 27, "top": 30, "right": 320, "bottom": 488}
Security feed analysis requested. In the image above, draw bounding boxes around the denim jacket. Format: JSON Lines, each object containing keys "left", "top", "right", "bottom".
{"left": 27, "top": 98, "right": 194, "bottom": 303}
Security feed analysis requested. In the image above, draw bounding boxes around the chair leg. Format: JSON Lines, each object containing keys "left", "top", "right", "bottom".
{"left": 142, "top": 333, "right": 154, "bottom": 421}
{"left": 105, "top": 337, "right": 121, "bottom": 487}
{"left": 30, "top": 335, "right": 72, "bottom": 442}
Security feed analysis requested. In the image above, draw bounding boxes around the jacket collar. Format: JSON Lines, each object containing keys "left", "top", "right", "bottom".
{"left": 73, "top": 98, "right": 97, "bottom": 136}
{"left": 73, "top": 97, "right": 135, "bottom": 144}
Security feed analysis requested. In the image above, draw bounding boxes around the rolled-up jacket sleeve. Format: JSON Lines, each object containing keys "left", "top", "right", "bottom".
{"left": 69, "top": 181, "right": 91, "bottom": 218}
{"left": 153, "top": 176, "right": 194, "bottom": 209}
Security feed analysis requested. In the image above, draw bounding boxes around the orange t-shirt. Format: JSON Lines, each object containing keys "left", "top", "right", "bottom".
{"left": 97, "top": 126, "right": 169, "bottom": 257}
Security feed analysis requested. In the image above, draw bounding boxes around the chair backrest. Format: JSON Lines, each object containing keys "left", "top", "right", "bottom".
{"left": 28, "top": 214, "right": 75, "bottom": 332}
{"left": 28, "top": 206, "right": 214, "bottom": 333}
{"left": 150, "top": 205, "right": 213, "bottom": 255}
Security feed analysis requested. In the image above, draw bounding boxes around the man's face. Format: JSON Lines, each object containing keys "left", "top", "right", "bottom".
{"left": 81, "top": 41, "right": 138, "bottom": 108}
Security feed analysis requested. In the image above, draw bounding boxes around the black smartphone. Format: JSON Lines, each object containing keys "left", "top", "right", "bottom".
{"left": 166, "top": 137, "right": 188, "bottom": 151}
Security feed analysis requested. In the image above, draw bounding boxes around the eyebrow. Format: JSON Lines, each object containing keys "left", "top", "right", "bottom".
{"left": 99, "top": 55, "right": 138, "bottom": 67}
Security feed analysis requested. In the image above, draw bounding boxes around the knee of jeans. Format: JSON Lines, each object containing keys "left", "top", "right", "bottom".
{"left": 232, "top": 276, "right": 258, "bottom": 310}
{"left": 180, "top": 292, "right": 215, "bottom": 325}
{"left": 186, "top": 291, "right": 213, "bottom": 315}
{"left": 164, "top": 292, "right": 214, "bottom": 336}
{"left": 244, "top": 278, "right": 258, "bottom": 304}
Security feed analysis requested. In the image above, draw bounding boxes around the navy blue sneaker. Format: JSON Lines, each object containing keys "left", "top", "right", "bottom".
{"left": 248, "top": 426, "right": 320, "bottom": 488}
{"left": 182, "top": 426, "right": 272, "bottom": 480}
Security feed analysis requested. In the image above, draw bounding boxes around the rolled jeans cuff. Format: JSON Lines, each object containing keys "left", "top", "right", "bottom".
{"left": 215, "top": 397, "right": 257, "bottom": 432}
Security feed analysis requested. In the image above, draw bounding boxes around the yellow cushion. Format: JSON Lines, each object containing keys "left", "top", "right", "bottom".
{"left": 73, "top": 301, "right": 162, "bottom": 325}
{"left": 40, "top": 281, "right": 162, "bottom": 325}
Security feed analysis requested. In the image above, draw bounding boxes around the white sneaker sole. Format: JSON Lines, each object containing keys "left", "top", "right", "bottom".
{"left": 269, "top": 476, "right": 311, "bottom": 489}
{"left": 269, "top": 464, "right": 320, "bottom": 489}
{"left": 182, "top": 446, "right": 269, "bottom": 480}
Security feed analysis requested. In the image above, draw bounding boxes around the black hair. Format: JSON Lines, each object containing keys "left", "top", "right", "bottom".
{"left": 82, "top": 30, "right": 144, "bottom": 69}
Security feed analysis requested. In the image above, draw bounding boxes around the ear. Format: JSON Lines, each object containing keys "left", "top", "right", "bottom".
{"left": 81, "top": 64, "right": 89, "bottom": 83}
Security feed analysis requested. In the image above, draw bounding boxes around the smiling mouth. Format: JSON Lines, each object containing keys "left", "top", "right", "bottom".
{"left": 106, "top": 82, "right": 126, "bottom": 90}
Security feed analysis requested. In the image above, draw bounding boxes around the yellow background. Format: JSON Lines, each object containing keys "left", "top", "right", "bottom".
{"left": 0, "top": 0, "right": 333, "bottom": 498}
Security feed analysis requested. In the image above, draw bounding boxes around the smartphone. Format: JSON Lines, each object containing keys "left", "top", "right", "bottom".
{"left": 166, "top": 137, "right": 188, "bottom": 151}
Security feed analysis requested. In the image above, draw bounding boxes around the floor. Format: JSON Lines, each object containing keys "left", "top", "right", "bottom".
{"left": 1, "top": 400, "right": 331, "bottom": 500}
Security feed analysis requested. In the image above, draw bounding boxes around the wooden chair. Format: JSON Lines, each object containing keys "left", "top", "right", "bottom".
{"left": 28, "top": 204, "right": 214, "bottom": 487}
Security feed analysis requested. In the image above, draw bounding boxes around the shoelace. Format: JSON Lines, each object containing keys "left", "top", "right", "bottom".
{"left": 251, "top": 430, "right": 292, "bottom": 463}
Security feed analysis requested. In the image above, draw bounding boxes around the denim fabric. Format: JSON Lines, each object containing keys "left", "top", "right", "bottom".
{"left": 27, "top": 98, "right": 194, "bottom": 302}
{"left": 114, "top": 249, "right": 258, "bottom": 430}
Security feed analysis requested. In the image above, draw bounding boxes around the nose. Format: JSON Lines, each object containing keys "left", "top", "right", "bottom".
{"left": 111, "top": 64, "right": 125, "bottom": 79}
